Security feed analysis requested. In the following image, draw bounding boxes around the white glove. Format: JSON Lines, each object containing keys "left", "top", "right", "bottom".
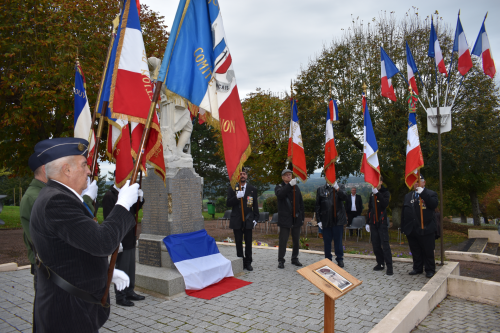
{"left": 116, "top": 180, "right": 140, "bottom": 211}
{"left": 138, "top": 189, "right": 144, "bottom": 202}
{"left": 416, "top": 187, "right": 424, "bottom": 194}
{"left": 289, "top": 178, "right": 297, "bottom": 186}
{"left": 253, "top": 220, "right": 257, "bottom": 228}
{"left": 372, "top": 188, "right": 378, "bottom": 194}
{"left": 236, "top": 191, "right": 245, "bottom": 199}
{"left": 365, "top": 225, "right": 370, "bottom": 232}
{"left": 318, "top": 222, "right": 323, "bottom": 229}
{"left": 81, "top": 178, "right": 98, "bottom": 201}
{"left": 112, "top": 268, "right": 130, "bottom": 291}
{"left": 333, "top": 182, "right": 339, "bottom": 190}
{"left": 118, "top": 243, "right": 123, "bottom": 253}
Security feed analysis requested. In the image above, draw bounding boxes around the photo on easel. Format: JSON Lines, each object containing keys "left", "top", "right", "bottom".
{"left": 314, "top": 265, "right": 352, "bottom": 292}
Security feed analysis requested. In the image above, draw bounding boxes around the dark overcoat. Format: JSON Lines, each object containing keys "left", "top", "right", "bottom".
{"left": 30, "top": 180, "right": 135, "bottom": 333}
{"left": 367, "top": 186, "right": 390, "bottom": 227}
{"left": 315, "top": 184, "right": 347, "bottom": 227}
{"left": 226, "top": 183, "right": 260, "bottom": 230}
{"left": 275, "top": 181, "right": 304, "bottom": 228}
{"left": 401, "top": 188, "right": 438, "bottom": 236}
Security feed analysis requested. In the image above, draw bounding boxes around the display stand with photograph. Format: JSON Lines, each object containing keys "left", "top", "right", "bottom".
{"left": 297, "top": 259, "right": 362, "bottom": 333}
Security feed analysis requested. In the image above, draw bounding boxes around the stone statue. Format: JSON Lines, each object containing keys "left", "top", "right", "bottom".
{"left": 148, "top": 57, "right": 193, "bottom": 168}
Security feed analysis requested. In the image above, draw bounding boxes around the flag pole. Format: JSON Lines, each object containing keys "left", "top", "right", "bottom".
{"left": 133, "top": 170, "right": 143, "bottom": 237}
{"left": 290, "top": 80, "right": 296, "bottom": 222}
{"left": 329, "top": 81, "right": 337, "bottom": 218}
{"left": 363, "top": 83, "right": 378, "bottom": 223}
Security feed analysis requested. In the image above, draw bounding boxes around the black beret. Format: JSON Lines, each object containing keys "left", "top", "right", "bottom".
{"left": 35, "top": 137, "right": 89, "bottom": 165}
{"left": 28, "top": 153, "right": 43, "bottom": 172}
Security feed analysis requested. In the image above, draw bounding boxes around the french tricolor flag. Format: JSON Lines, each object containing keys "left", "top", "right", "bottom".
{"left": 453, "top": 15, "right": 473, "bottom": 76}
{"left": 324, "top": 104, "right": 338, "bottom": 185}
{"left": 380, "top": 47, "right": 399, "bottom": 101}
{"left": 472, "top": 18, "right": 496, "bottom": 79}
{"left": 429, "top": 18, "right": 448, "bottom": 76}
{"left": 163, "top": 230, "right": 233, "bottom": 291}
{"left": 74, "top": 62, "right": 95, "bottom": 167}
{"left": 405, "top": 112, "right": 424, "bottom": 189}
{"left": 288, "top": 99, "right": 307, "bottom": 182}
{"left": 328, "top": 99, "right": 339, "bottom": 122}
{"left": 360, "top": 93, "right": 380, "bottom": 188}
{"left": 406, "top": 42, "right": 419, "bottom": 95}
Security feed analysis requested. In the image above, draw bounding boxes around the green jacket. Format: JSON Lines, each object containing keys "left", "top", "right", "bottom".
{"left": 20, "top": 178, "right": 95, "bottom": 265}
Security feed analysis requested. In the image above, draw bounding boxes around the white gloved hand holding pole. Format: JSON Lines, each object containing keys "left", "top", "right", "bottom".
{"left": 236, "top": 191, "right": 245, "bottom": 199}
{"left": 118, "top": 243, "right": 123, "bottom": 253}
{"left": 317, "top": 222, "right": 323, "bottom": 229}
{"left": 138, "top": 189, "right": 144, "bottom": 202}
{"left": 333, "top": 182, "right": 339, "bottom": 190}
{"left": 112, "top": 268, "right": 130, "bottom": 291}
{"left": 372, "top": 187, "right": 378, "bottom": 194}
{"left": 81, "top": 178, "right": 98, "bottom": 201}
{"left": 365, "top": 225, "right": 370, "bottom": 232}
{"left": 289, "top": 178, "right": 297, "bottom": 187}
{"left": 416, "top": 187, "right": 424, "bottom": 194}
{"left": 116, "top": 180, "right": 140, "bottom": 211}
{"left": 253, "top": 220, "right": 257, "bottom": 228}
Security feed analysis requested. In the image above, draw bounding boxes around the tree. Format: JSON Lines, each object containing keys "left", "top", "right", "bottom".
{"left": 0, "top": 0, "right": 168, "bottom": 176}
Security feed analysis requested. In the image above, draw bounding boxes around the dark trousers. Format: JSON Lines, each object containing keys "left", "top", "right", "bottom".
{"left": 278, "top": 226, "right": 301, "bottom": 263}
{"left": 233, "top": 228, "right": 253, "bottom": 265}
{"left": 31, "top": 264, "right": 37, "bottom": 333}
{"left": 347, "top": 212, "right": 360, "bottom": 235}
{"left": 371, "top": 224, "right": 393, "bottom": 266}
{"left": 114, "top": 248, "right": 136, "bottom": 301}
{"left": 322, "top": 225, "right": 344, "bottom": 262}
{"left": 407, "top": 230, "right": 435, "bottom": 273}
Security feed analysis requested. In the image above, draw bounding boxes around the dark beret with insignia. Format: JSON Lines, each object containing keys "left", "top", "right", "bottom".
{"left": 419, "top": 174, "right": 425, "bottom": 180}
{"left": 28, "top": 153, "right": 43, "bottom": 172}
{"left": 34, "top": 137, "right": 89, "bottom": 165}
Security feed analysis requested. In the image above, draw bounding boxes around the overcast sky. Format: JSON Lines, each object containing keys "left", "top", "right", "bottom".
{"left": 100, "top": 0, "right": 499, "bottom": 178}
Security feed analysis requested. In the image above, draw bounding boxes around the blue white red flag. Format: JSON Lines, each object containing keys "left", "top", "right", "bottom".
{"left": 360, "top": 93, "right": 380, "bottom": 188}
{"left": 287, "top": 99, "right": 307, "bottom": 182}
{"left": 405, "top": 112, "right": 424, "bottom": 189}
{"left": 453, "top": 15, "right": 473, "bottom": 76}
{"left": 429, "top": 18, "right": 448, "bottom": 76}
{"left": 157, "top": 0, "right": 250, "bottom": 186}
{"left": 74, "top": 62, "right": 95, "bottom": 167}
{"left": 406, "top": 42, "right": 419, "bottom": 95}
{"left": 324, "top": 104, "right": 338, "bottom": 185}
{"left": 472, "top": 17, "right": 496, "bottom": 78}
{"left": 380, "top": 47, "right": 399, "bottom": 101}
{"left": 163, "top": 230, "right": 233, "bottom": 291}
{"left": 328, "top": 99, "right": 339, "bottom": 122}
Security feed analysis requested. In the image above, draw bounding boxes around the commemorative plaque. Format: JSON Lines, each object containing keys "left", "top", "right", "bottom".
{"left": 138, "top": 240, "right": 161, "bottom": 267}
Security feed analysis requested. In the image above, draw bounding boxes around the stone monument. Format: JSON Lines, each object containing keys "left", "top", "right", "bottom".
{"left": 134, "top": 58, "right": 242, "bottom": 298}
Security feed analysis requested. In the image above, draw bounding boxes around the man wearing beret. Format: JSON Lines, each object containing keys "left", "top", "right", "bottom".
{"left": 275, "top": 169, "right": 305, "bottom": 269}
{"left": 226, "top": 167, "right": 260, "bottom": 271}
{"left": 401, "top": 174, "right": 438, "bottom": 278}
{"left": 30, "top": 137, "right": 139, "bottom": 332}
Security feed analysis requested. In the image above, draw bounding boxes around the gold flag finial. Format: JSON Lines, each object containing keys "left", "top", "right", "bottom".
{"left": 362, "top": 82, "right": 367, "bottom": 93}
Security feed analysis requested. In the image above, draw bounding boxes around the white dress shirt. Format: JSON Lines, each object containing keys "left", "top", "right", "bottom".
{"left": 52, "top": 179, "right": 83, "bottom": 202}
{"left": 351, "top": 194, "right": 357, "bottom": 211}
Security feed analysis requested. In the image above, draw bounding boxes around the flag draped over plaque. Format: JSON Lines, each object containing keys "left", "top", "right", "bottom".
{"left": 156, "top": 0, "right": 250, "bottom": 186}
{"left": 74, "top": 62, "right": 96, "bottom": 167}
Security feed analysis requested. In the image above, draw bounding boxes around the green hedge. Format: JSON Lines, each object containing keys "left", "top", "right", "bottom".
{"left": 263, "top": 196, "right": 316, "bottom": 215}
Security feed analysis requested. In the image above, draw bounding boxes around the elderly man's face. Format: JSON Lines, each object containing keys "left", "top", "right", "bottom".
{"left": 413, "top": 179, "right": 426, "bottom": 190}
{"left": 282, "top": 172, "right": 292, "bottom": 183}
{"left": 351, "top": 187, "right": 356, "bottom": 195}
{"left": 70, "top": 155, "right": 91, "bottom": 194}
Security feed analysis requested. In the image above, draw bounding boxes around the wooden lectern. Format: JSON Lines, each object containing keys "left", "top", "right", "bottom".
{"left": 297, "top": 259, "right": 362, "bottom": 333}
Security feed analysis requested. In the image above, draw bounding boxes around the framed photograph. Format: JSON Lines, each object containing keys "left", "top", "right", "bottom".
{"left": 313, "top": 265, "right": 352, "bottom": 292}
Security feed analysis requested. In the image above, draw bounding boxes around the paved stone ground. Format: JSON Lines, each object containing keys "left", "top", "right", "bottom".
{"left": 1, "top": 246, "right": 437, "bottom": 333}
{"left": 412, "top": 296, "right": 500, "bottom": 333}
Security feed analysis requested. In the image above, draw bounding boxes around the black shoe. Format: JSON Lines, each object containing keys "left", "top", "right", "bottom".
{"left": 116, "top": 299, "right": 134, "bottom": 307}
{"left": 278, "top": 262, "right": 284, "bottom": 269}
{"left": 373, "top": 264, "right": 384, "bottom": 271}
{"left": 126, "top": 293, "right": 145, "bottom": 301}
{"left": 386, "top": 264, "right": 393, "bottom": 276}
{"left": 245, "top": 263, "right": 254, "bottom": 271}
{"left": 291, "top": 260, "right": 302, "bottom": 267}
{"left": 337, "top": 260, "right": 344, "bottom": 268}
{"left": 408, "top": 269, "right": 423, "bottom": 275}
{"left": 425, "top": 271, "right": 435, "bottom": 278}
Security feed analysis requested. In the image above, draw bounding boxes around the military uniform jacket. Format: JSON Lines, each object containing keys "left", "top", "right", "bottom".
{"left": 315, "top": 184, "right": 347, "bottom": 227}
{"left": 226, "top": 183, "right": 260, "bottom": 230}
{"left": 275, "top": 181, "right": 305, "bottom": 228}
{"left": 401, "top": 188, "right": 438, "bottom": 236}
{"left": 20, "top": 178, "right": 45, "bottom": 265}
{"left": 367, "top": 186, "right": 390, "bottom": 227}
{"left": 30, "top": 180, "right": 136, "bottom": 333}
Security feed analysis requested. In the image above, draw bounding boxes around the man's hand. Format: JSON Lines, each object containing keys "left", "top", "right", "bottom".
{"left": 253, "top": 220, "right": 257, "bottom": 228}
{"left": 317, "top": 222, "right": 322, "bottom": 229}
{"left": 416, "top": 187, "right": 424, "bottom": 194}
{"left": 116, "top": 180, "right": 140, "bottom": 211}
{"left": 236, "top": 191, "right": 245, "bottom": 199}
{"left": 365, "top": 225, "right": 370, "bottom": 232}
{"left": 138, "top": 189, "right": 144, "bottom": 202}
{"left": 372, "top": 188, "right": 378, "bottom": 194}
{"left": 289, "top": 178, "right": 297, "bottom": 186}
{"left": 82, "top": 178, "right": 98, "bottom": 201}
{"left": 112, "top": 269, "right": 130, "bottom": 291}
{"left": 333, "top": 182, "right": 339, "bottom": 190}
